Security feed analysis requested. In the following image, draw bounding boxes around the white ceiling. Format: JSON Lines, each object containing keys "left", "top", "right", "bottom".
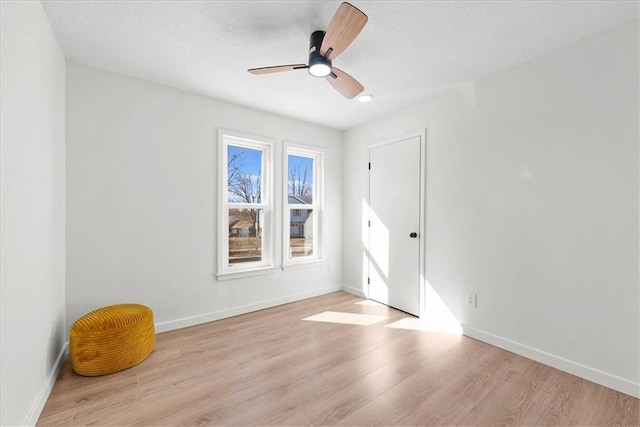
{"left": 42, "top": 1, "right": 638, "bottom": 130}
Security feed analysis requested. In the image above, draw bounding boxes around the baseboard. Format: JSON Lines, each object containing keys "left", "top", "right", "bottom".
{"left": 462, "top": 324, "right": 640, "bottom": 399}
{"left": 155, "top": 284, "right": 342, "bottom": 333}
{"left": 341, "top": 284, "right": 367, "bottom": 299}
{"left": 24, "top": 342, "right": 68, "bottom": 426}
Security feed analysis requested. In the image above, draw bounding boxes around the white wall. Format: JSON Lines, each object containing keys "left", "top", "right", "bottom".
{"left": 66, "top": 62, "right": 342, "bottom": 333}
{"left": 0, "top": 2, "right": 67, "bottom": 425}
{"left": 343, "top": 21, "right": 639, "bottom": 397}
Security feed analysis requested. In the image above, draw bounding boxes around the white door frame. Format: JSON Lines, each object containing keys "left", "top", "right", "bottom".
{"left": 367, "top": 129, "right": 427, "bottom": 316}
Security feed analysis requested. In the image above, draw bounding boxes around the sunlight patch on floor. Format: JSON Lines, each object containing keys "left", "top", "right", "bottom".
{"left": 355, "top": 299, "right": 385, "bottom": 307}
{"left": 385, "top": 317, "right": 462, "bottom": 334}
{"left": 302, "top": 311, "right": 389, "bottom": 326}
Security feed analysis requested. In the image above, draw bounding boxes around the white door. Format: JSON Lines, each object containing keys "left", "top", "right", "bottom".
{"left": 368, "top": 135, "right": 422, "bottom": 316}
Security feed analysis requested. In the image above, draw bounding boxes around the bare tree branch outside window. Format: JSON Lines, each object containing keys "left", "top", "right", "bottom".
{"left": 288, "top": 162, "right": 312, "bottom": 201}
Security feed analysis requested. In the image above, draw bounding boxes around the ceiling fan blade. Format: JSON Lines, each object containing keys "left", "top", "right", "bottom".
{"left": 326, "top": 67, "right": 364, "bottom": 99}
{"left": 320, "top": 2, "right": 368, "bottom": 61}
{"left": 248, "top": 64, "right": 307, "bottom": 75}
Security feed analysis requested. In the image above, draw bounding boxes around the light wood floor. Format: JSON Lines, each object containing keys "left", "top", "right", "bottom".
{"left": 38, "top": 291, "right": 638, "bottom": 426}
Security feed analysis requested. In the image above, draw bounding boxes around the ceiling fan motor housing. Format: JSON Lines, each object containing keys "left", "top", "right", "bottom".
{"left": 308, "top": 30, "right": 332, "bottom": 77}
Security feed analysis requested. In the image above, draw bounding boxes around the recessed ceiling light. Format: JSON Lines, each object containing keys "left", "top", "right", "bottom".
{"left": 358, "top": 93, "right": 374, "bottom": 103}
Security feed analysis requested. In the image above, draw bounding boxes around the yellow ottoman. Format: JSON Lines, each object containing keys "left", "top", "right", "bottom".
{"left": 70, "top": 303, "right": 155, "bottom": 376}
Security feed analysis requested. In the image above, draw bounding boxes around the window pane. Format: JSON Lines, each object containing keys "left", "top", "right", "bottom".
{"left": 228, "top": 145, "right": 262, "bottom": 203}
{"left": 229, "top": 208, "right": 263, "bottom": 264}
{"left": 288, "top": 155, "right": 313, "bottom": 204}
{"left": 289, "top": 209, "right": 313, "bottom": 258}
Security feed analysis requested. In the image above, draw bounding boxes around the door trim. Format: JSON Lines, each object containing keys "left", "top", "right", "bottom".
{"left": 367, "top": 129, "right": 427, "bottom": 317}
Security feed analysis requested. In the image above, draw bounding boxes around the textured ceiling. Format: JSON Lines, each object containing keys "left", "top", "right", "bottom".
{"left": 42, "top": 1, "right": 638, "bottom": 130}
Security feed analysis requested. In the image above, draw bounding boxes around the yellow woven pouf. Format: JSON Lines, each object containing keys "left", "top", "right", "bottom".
{"left": 69, "top": 303, "right": 155, "bottom": 376}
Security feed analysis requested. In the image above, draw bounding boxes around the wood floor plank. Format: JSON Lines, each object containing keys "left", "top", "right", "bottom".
{"left": 37, "top": 291, "right": 639, "bottom": 426}
{"left": 454, "top": 356, "right": 555, "bottom": 425}
{"left": 335, "top": 343, "right": 470, "bottom": 426}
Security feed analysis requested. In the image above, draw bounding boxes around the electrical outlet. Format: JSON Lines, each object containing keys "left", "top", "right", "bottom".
{"left": 466, "top": 293, "right": 478, "bottom": 308}
{"left": 52, "top": 316, "right": 58, "bottom": 327}
{"left": 466, "top": 293, "right": 474, "bottom": 306}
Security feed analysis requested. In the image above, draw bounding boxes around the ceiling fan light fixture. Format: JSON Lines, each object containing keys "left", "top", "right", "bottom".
{"left": 358, "top": 93, "right": 374, "bottom": 102}
{"left": 309, "top": 62, "right": 332, "bottom": 77}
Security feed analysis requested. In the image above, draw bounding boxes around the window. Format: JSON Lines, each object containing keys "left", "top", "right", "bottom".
{"left": 218, "top": 133, "right": 324, "bottom": 278}
{"left": 285, "top": 146, "right": 323, "bottom": 264}
{"left": 219, "top": 132, "right": 273, "bottom": 276}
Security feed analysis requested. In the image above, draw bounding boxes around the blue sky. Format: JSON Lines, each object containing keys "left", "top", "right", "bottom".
{"left": 228, "top": 145, "right": 262, "bottom": 176}
{"left": 288, "top": 155, "right": 313, "bottom": 182}
{"left": 228, "top": 147, "right": 313, "bottom": 187}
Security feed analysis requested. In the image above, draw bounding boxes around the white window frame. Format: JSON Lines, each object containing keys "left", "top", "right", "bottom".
{"left": 217, "top": 130, "right": 275, "bottom": 279}
{"left": 283, "top": 144, "right": 324, "bottom": 267}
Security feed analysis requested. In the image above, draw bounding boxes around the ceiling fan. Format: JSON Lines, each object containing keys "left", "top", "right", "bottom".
{"left": 248, "top": 2, "right": 368, "bottom": 99}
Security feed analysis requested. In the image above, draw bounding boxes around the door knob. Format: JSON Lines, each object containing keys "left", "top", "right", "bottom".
{"left": 409, "top": 232, "right": 418, "bottom": 238}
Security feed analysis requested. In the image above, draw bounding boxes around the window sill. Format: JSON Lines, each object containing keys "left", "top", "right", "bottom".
{"left": 216, "top": 265, "right": 280, "bottom": 281}
{"left": 282, "top": 258, "right": 328, "bottom": 271}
